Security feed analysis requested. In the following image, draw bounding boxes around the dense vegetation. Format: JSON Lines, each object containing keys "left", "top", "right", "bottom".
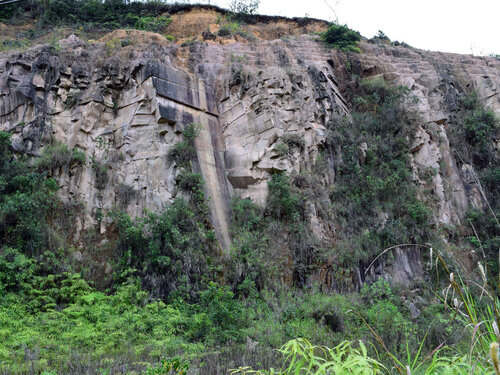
{"left": 0, "top": 75, "right": 499, "bottom": 373}
{"left": 328, "top": 80, "right": 432, "bottom": 269}
{"left": 321, "top": 24, "right": 361, "bottom": 52}
{"left": 0, "top": 0, "right": 173, "bottom": 31}
{"left": 449, "top": 92, "right": 500, "bottom": 277}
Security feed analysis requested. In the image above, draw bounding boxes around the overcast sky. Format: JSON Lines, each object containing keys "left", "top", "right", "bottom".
{"left": 208, "top": 0, "right": 499, "bottom": 56}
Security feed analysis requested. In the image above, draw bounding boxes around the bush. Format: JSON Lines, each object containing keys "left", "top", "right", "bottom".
{"left": 321, "top": 24, "right": 361, "bottom": 52}
{"left": 328, "top": 79, "right": 431, "bottom": 266}
{"left": 91, "top": 158, "right": 108, "bottom": 190}
{"left": 0, "top": 278, "right": 204, "bottom": 373}
{"left": 279, "top": 133, "right": 305, "bottom": 154}
{"left": 0, "top": 133, "right": 59, "bottom": 254}
{"left": 176, "top": 170, "right": 207, "bottom": 214}
{"left": 451, "top": 92, "right": 499, "bottom": 168}
{"left": 265, "top": 173, "right": 305, "bottom": 222}
{"left": 111, "top": 197, "right": 216, "bottom": 301}
{"left": 230, "top": 197, "right": 263, "bottom": 234}
{"left": 218, "top": 24, "right": 232, "bottom": 37}
{"left": 274, "top": 142, "right": 289, "bottom": 156}
{"left": 168, "top": 123, "right": 200, "bottom": 168}
{"left": 198, "top": 282, "right": 246, "bottom": 344}
{"left": 36, "top": 142, "right": 85, "bottom": 171}
{"left": 228, "top": 197, "right": 269, "bottom": 294}
{"left": 134, "top": 15, "right": 172, "bottom": 33}
{"left": 0, "top": 247, "right": 36, "bottom": 294}
{"left": 368, "top": 30, "right": 391, "bottom": 44}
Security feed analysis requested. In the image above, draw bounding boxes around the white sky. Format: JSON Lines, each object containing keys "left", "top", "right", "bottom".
{"left": 208, "top": 0, "right": 500, "bottom": 56}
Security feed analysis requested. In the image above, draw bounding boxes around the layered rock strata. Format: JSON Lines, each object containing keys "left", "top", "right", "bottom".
{"left": 1, "top": 29, "right": 499, "bottom": 287}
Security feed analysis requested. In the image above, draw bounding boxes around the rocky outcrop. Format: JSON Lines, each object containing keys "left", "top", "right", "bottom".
{"left": 1, "top": 24, "right": 499, "bottom": 288}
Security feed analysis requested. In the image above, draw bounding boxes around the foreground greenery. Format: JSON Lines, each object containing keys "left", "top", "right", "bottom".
{"left": 0, "top": 79, "right": 499, "bottom": 373}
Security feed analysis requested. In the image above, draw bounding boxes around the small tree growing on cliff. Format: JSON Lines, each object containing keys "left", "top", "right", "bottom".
{"left": 321, "top": 23, "right": 361, "bottom": 52}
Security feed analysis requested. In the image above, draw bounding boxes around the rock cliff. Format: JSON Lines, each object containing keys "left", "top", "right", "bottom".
{"left": 1, "top": 8, "right": 499, "bottom": 288}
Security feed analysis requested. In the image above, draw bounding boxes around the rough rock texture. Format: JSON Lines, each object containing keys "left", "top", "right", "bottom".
{"left": 1, "top": 26, "right": 499, "bottom": 288}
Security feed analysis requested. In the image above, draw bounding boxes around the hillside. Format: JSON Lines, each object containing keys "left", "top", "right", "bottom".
{"left": 0, "top": 3, "right": 499, "bottom": 374}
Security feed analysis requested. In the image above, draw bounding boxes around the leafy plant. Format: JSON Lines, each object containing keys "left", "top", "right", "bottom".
{"left": 229, "top": 338, "right": 384, "bottom": 374}
{"left": 91, "top": 158, "right": 108, "bottom": 190}
{"left": 134, "top": 15, "right": 172, "bottom": 33}
{"left": 321, "top": 24, "right": 361, "bottom": 52}
{"left": 274, "top": 142, "right": 289, "bottom": 157}
{"left": 35, "top": 141, "right": 85, "bottom": 171}
{"left": 228, "top": 0, "right": 260, "bottom": 22}
{"left": 111, "top": 197, "right": 215, "bottom": 301}
{"left": 168, "top": 123, "right": 200, "bottom": 168}
{"left": 144, "top": 357, "right": 189, "bottom": 374}
{"left": 0, "top": 132, "right": 59, "bottom": 254}
{"left": 266, "top": 173, "right": 306, "bottom": 222}
{"left": 198, "top": 282, "right": 246, "bottom": 344}
{"left": 278, "top": 133, "right": 305, "bottom": 155}
{"left": 1, "top": 0, "right": 173, "bottom": 30}
{"left": 328, "top": 79, "right": 431, "bottom": 266}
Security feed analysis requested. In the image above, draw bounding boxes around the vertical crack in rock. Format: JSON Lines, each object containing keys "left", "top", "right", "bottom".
{"left": 146, "top": 61, "right": 232, "bottom": 252}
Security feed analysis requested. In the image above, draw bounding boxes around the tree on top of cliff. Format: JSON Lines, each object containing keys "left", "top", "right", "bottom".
{"left": 321, "top": 23, "right": 361, "bottom": 53}
{"left": 229, "top": 0, "right": 260, "bottom": 15}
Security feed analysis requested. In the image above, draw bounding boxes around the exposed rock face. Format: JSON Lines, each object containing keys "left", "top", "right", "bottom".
{"left": 1, "top": 25, "right": 499, "bottom": 288}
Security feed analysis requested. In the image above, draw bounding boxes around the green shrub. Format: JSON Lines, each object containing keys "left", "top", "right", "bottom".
{"left": 0, "top": 278, "right": 205, "bottom": 373}
{"left": 451, "top": 92, "right": 499, "bottom": 167}
{"left": 228, "top": 197, "right": 269, "bottom": 295}
{"left": 91, "top": 158, "right": 108, "bottom": 190}
{"left": 266, "top": 173, "right": 306, "bottom": 222}
{"left": 0, "top": 133, "right": 59, "bottom": 254}
{"left": 176, "top": 170, "right": 207, "bottom": 215}
{"left": 177, "top": 170, "right": 204, "bottom": 193}
{"left": 321, "top": 24, "right": 361, "bottom": 52}
{"left": 71, "top": 148, "right": 86, "bottom": 164}
{"left": 218, "top": 24, "right": 232, "bottom": 37}
{"left": 111, "top": 197, "right": 215, "bottom": 301}
{"left": 169, "top": 141, "right": 196, "bottom": 168}
{"left": 449, "top": 92, "right": 499, "bottom": 277}
{"left": 168, "top": 123, "right": 200, "bottom": 168}
{"left": 36, "top": 142, "right": 85, "bottom": 171}
{"left": 328, "top": 79, "right": 431, "bottom": 265}
{"left": 230, "top": 197, "right": 263, "bottom": 234}
{"left": 464, "top": 108, "right": 497, "bottom": 152}
{"left": 278, "top": 133, "right": 305, "bottom": 155}
{"left": 274, "top": 142, "right": 289, "bottom": 156}
{"left": 144, "top": 358, "right": 189, "bottom": 375}
{"left": 198, "top": 282, "right": 246, "bottom": 344}
{"left": 368, "top": 30, "right": 390, "bottom": 44}
{"left": 0, "top": 247, "right": 36, "bottom": 294}
{"left": 229, "top": 338, "right": 384, "bottom": 374}
{"left": 134, "top": 15, "right": 172, "bottom": 33}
